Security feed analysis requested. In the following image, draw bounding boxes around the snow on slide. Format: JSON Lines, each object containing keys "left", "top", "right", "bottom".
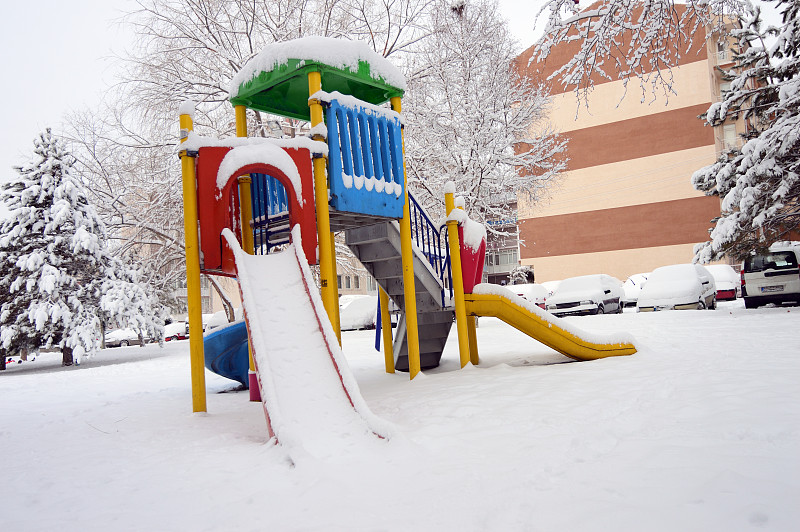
{"left": 221, "top": 227, "right": 392, "bottom": 457}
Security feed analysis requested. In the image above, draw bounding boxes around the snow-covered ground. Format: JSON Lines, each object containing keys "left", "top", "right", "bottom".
{"left": 2, "top": 300, "right": 799, "bottom": 531}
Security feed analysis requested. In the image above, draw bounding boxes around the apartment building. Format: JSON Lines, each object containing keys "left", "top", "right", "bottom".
{"left": 514, "top": 8, "right": 744, "bottom": 281}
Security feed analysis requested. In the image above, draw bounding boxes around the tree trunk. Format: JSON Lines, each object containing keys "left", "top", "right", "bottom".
{"left": 0, "top": 352, "right": 6, "bottom": 371}
{"left": 205, "top": 274, "right": 236, "bottom": 323}
{"left": 62, "top": 346, "right": 73, "bottom": 367}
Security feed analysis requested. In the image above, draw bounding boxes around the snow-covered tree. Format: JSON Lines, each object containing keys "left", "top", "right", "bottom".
{"left": 536, "top": 0, "right": 742, "bottom": 101}
{"left": 692, "top": 0, "right": 800, "bottom": 261}
{"left": 0, "top": 130, "right": 163, "bottom": 366}
{"left": 508, "top": 265, "right": 535, "bottom": 284}
{"left": 403, "top": 0, "right": 567, "bottom": 230}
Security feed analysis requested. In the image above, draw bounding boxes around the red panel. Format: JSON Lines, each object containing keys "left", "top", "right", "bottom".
{"left": 195, "top": 146, "right": 318, "bottom": 276}
{"left": 458, "top": 226, "right": 486, "bottom": 294}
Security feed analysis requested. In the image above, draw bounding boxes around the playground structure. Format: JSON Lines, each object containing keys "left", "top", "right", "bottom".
{"left": 178, "top": 37, "right": 637, "bottom": 436}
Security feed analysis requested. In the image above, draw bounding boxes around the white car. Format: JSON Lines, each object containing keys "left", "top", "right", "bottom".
{"left": 621, "top": 273, "right": 649, "bottom": 308}
{"left": 637, "top": 264, "right": 717, "bottom": 312}
{"left": 704, "top": 264, "right": 740, "bottom": 301}
{"left": 511, "top": 283, "right": 549, "bottom": 309}
{"left": 741, "top": 243, "right": 800, "bottom": 309}
{"left": 546, "top": 274, "right": 624, "bottom": 316}
{"left": 104, "top": 328, "right": 148, "bottom": 347}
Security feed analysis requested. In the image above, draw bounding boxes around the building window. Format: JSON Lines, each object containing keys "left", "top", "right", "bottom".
{"left": 345, "top": 276, "right": 351, "bottom": 289}
{"left": 337, "top": 275, "right": 342, "bottom": 289}
{"left": 723, "top": 124, "right": 737, "bottom": 150}
{"left": 354, "top": 276, "right": 360, "bottom": 289}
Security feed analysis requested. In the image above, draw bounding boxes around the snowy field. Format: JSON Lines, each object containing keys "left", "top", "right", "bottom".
{"left": 2, "top": 301, "right": 799, "bottom": 531}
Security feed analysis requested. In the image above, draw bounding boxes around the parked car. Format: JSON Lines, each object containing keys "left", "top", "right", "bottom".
{"left": 621, "top": 273, "right": 649, "bottom": 308}
{"left": 637, "top": 264, "right": 717, "bottom": 312}
{"left": 104, "top": 328, "right": 148, "bottom": 347}
{"left": 545, "top": 274, "right": 624, "bottom": 316}
{"left": 164, "top": 321, "right": 188, "bottom": 341}
{"left": 512, "top": 283, "right": 549, "bottom": 309}
{"left": 704, "top": 264, "right": 740, "bottom": 301}
{"left": 741, "top": 243, "right": 800, "bottom": 309}
{"left": 339, "top": 295, "right": 378, "bottom": 331}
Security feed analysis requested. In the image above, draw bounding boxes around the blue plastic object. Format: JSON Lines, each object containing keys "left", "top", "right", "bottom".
{"left": 203, "top": 321, "right": 250, "bottom": 387}
{"left": 326, "top": 98, "right": 405, "bottom": 218}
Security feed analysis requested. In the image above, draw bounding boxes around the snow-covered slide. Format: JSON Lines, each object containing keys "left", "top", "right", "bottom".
{"left": 221, "top": 228, "right": 390, "bottom": 456}
{"left": 465, "top": 284, "right": 637, "bottom": 361}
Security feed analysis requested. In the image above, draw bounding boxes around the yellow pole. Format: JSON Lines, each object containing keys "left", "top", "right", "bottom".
{"left": 234, "top": 105, "right": 260, "bottom": 400}
{"left": 455, "top": 199, "right": 480, "bottom": 365}
{"left": 179, "top": 108, "right": 207, "bottom": 412}
{"left": 445, "top": 190, "right": 471, "bottom": 368}
{"left": 379, "top": 287, "right": 395, "bottom": 373}
{"left": 390, "top": 96, "right": 422, "bottom": 379}
{"left": 329, "top": 231, "right": 342, "bottom": 344}
{"left": 308, "top": 71, "right": 342, "bottom": 344}
{"left": 467, "top": 316, "right": 479, "bottom": 365}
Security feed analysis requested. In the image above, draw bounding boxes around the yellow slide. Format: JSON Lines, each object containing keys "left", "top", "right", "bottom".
{"left": 464, "top": 290, "right": 636, "bottom": 361}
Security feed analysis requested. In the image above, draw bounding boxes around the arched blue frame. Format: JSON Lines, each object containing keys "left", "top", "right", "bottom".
{"left": 250, "top": 173, "right": 290, "bottom": 254}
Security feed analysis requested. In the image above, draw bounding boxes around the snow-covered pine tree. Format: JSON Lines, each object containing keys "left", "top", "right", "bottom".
{"left": 692, "top": 0, "right": 800, "bottom": 262}
{"left": 0, "top": 129, "right": 163, "bottom": 366}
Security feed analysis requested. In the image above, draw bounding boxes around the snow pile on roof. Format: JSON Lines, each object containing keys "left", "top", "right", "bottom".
{"left": 215, "top": 143, "right": 303, "bottom": 203}
{"left": 312, "top": 90, "right": 402, "bottom": 122}
{"left": 180, "top": 131, "right": 328, "bottom": 157}
{"left": 230, "top": 36, "right": 406, "bottom": 98}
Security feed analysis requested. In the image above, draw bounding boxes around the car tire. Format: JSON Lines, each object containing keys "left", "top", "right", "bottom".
{"left": 120, "top": 340, "right": 129, "bottom": 347}
{"left": 697, "top": 300, "right": 706, "bottom": 310}
{"left": 709, "top": 296, "right": 717, "bottom": 310}
{"left": 171, "top": 335, "right": 179, "bottom": 341}
{"left": 596, "top": 305, "right": 604, "bottom": 315}
{"left": 744, "top": 297, "right": 758, "bottom": 309}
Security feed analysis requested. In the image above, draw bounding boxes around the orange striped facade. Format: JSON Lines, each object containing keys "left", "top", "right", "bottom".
{"left": 514, "top": 14, "right": 737, "bottom": 281}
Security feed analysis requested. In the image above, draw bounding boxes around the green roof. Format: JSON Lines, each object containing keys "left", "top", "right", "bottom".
{"left": 230, "top": 59, "right": 405, "bottom": 121}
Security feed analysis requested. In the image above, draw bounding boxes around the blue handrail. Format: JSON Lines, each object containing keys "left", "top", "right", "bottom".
{"left": 407, "top": 192, "right": 453, "bottom": 307}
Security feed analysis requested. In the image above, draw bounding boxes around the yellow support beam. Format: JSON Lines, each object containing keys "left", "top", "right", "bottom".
{"left": 234, "top": 105, "right": 259, "bottom": 401}
{"left": 445, "top": 189, "right": 471, "bottom": 368}
{"left": 308, "top": 71, "right": 342, "bottom": 345}
{"left": 379, "top": 287, "right": 395, "bottom": 373}
{"left": 179, "top": 108, "right": 207, "bottom": 413}
{"left": 390, "top": 96, "right": 421, "bottom": 379}
{"left": 467, "top": 316, "right": 479, "bottom": 365}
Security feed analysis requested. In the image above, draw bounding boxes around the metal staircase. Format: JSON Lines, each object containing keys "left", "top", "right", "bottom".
{"left": 344, "top": 194, "right": 454, "bottom": 371}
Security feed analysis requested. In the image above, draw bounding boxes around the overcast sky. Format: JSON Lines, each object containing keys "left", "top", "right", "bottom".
{"left": 0, "top": 0, "right": 780, "bottom": 207}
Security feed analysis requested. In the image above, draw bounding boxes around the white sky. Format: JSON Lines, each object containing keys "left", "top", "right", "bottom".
{"left": 0, "top": 0, "right": 780, "bottom": 204}
{"left": 0, "top": 1, "right": 539, "bottom": 193}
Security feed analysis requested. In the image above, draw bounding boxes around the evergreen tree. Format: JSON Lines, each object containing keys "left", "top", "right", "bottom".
{"left": 0, "top": 129, "right": 162, "bottom": 367}
{"left": 692, "top": 0, "right": 800, "bottom": 261}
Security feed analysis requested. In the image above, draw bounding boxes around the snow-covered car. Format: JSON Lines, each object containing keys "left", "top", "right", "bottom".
{"left": 164, "top": 321, "right": 188, "bottom": 341}
{"left": 741, "top": 243, "right": 800, "bottom": 309}
{"left": 545, "top": 274, "right": 624, "bottom": 316}
{"left": 704, "top": 264, "right": 740, "bottom": 300}
{"left": 511, "top": 283, "right": 548, "bottom": 309}
{"left": 104, "top": 328, "right": 148, "bottom": 347}
{"left": 637, "top": 264, "right": 717, "bottom": 312}
{"left": 621, "top": 273, "right": 649, "bottom": 308}
{"left": 339, "top": 294, "right": 378, "bottom": 331}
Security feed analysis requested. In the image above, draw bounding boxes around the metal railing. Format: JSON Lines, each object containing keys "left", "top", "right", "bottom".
{"left": 408, "top": 192, "right": 453, "bottom": 307}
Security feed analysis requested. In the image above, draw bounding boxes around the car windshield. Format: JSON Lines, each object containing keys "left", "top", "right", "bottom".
{"left": 745, "top": 251, "right": 798, "bottom": 272}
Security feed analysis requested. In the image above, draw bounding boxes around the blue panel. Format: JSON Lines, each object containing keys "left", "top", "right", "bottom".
{"left": 326, "top": 99, "right": 405, "bottom": 218}
{"left": 250, "top": 173, "right": 290, "bottom": 255}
